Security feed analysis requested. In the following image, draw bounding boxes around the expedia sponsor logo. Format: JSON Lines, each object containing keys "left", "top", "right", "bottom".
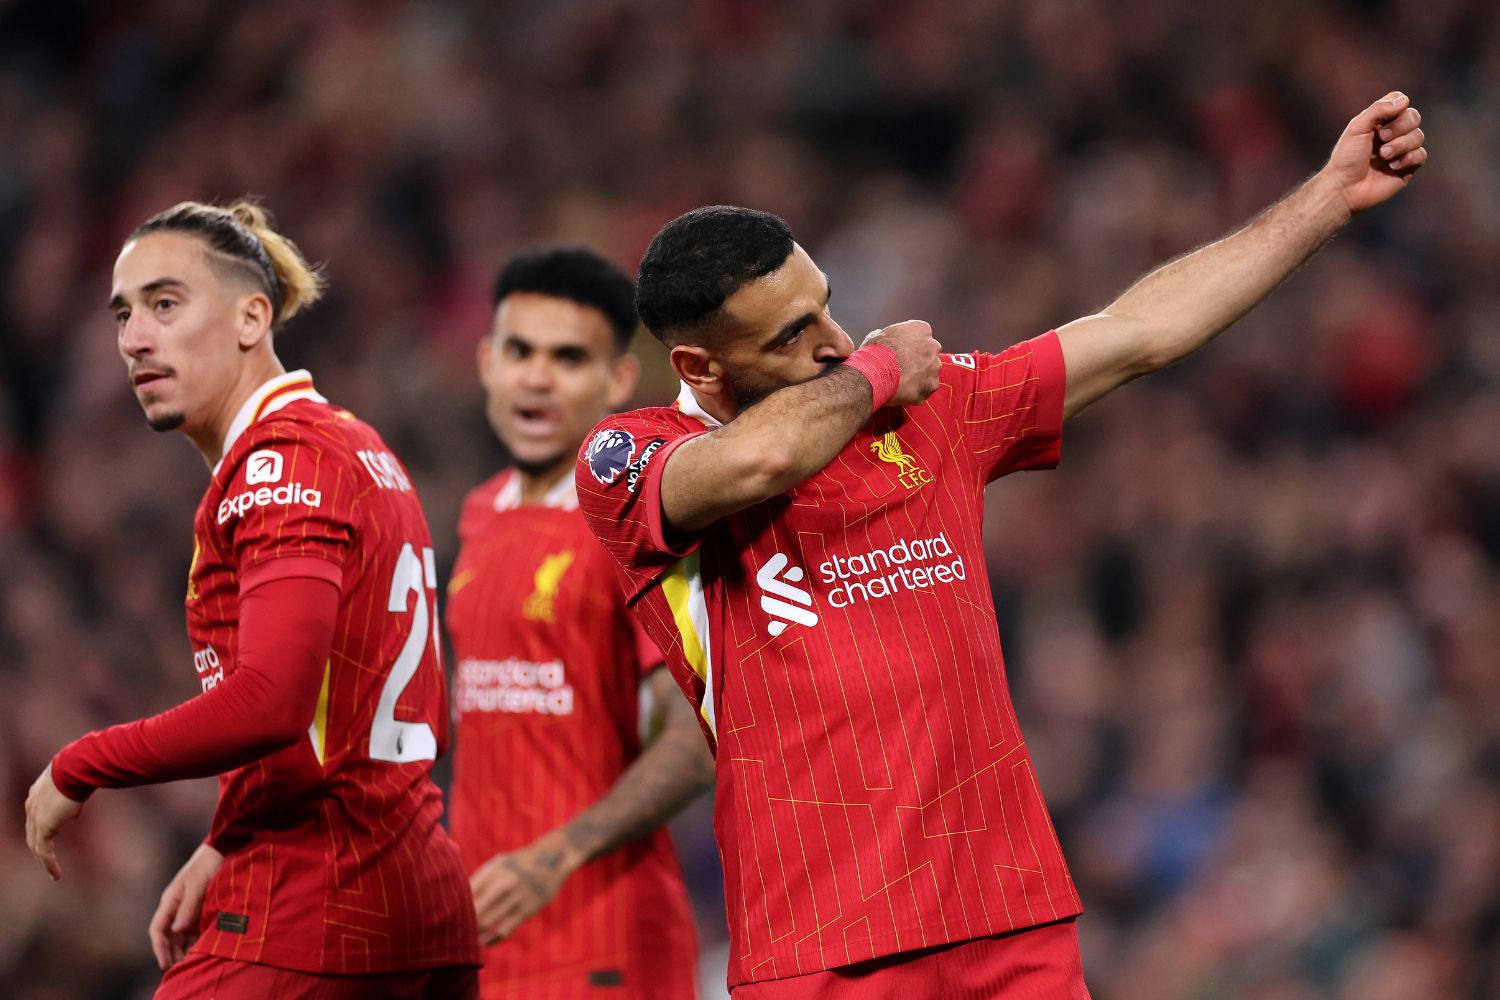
{"left": 245, "top": 449, "right": 284, "bottom": 485}
{"left": 755, "top": 552, "right": 818, "bottom": 637}
{"left": 216, "top": 482, "right": 323, "bottom": 524}
{"left": 586, "top": 428, "right": 635, "bottom": 486}
{"left": 820, "top": 532, "right": 965, "bottom": 608}
{"left": 626, "top": 438, "right": 666, "bottom": 493}
{"left": 457, "top": 657, "right": 573, "bottom": 715}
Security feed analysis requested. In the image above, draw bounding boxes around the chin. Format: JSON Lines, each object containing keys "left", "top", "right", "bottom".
{"left": 512, "top": 451, "right": 570, "bottom": 478}
{"left": 147, "top": 409, "right": 186, "bottom": 433}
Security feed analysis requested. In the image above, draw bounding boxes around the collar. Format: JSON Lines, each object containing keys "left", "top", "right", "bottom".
{"left": 215, "top": 369, "right": 327, "bottom": 474}
{"left": 493, "top": 468, "right": 579, "bottom": 512}
{"left": 675, "top": 381, "right": 723, "bottom": 429}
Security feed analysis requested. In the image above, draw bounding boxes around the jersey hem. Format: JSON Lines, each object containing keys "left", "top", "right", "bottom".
{"left": 726, "top": 899, "right": 1084, "bottom": 989}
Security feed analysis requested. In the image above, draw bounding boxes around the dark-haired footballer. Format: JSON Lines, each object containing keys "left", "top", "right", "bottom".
{"left": 575, "top": 94, "right": 1428, "bottom": 997}
{"left": 25, "top": 200, "right": 481, "bottom": 999}
{"left": 446, "top": 247, "right": 712, "bottom": 999}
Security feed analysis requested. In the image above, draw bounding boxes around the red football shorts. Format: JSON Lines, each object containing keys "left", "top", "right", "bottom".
{"left": 730, "top": 918, "right": 1090, "bottom": 999}
{"left": 155, "top": 953, "right": 479, "bottom": 1000}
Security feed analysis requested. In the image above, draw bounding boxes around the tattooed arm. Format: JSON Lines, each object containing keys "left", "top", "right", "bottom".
{"left": 469, "top": 667, "right": 715, "bottom": 944}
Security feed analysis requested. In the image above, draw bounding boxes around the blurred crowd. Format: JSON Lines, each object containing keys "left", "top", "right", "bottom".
{"left": 2, "top": 0, "right": 1498, "bottom": 997}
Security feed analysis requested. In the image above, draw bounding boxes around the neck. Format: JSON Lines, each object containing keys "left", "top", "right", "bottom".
{"left": 688, "top": 386, "right": 737, "bottom": 425}
{"left": 516, "top": 458, "right": 572, "bottom": 506}
{"left": 188, "top": 356, "right": 288, "bottom": 467}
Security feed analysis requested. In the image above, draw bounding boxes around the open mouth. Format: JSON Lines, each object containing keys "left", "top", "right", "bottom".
{"left": 512, "top": 405, "right": 561, "bottom": 438}
{"left": 132, "top": 369, "right": 172, "bottom": 391}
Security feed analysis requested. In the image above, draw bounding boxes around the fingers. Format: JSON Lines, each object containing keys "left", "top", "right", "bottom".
{"left": 1378, "top": 106, "right": 1421, "bottom": 142}
{"left": 1388, "top": 146, "right": 1428, "bottom": 173}
{"left": 174, "top": 872, "right": 207, "bottom": 933}
{"left": 150, "top": 893, "right": 177, "bottom": 970}
{"left": 1353, "top": 91, "right": 1410, "bottom": 130}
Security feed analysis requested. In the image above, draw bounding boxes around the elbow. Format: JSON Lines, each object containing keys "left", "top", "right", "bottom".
{"left": 744, "top": 441, "right": 799, "bottom": 498}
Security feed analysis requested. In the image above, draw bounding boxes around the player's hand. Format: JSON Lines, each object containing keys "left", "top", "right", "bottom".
{"left": 470, "top": 833, "right": 579, "bottom": 946}
{"left": 24, "top": 764, "right": 82, "bottom": 881}
{"left": 862, "top": 320, "right": 942, "bottom": 406}
{"left": 149, "top": 842, "right": 224, "bottom": 970}
{"left": 1321, "top": 92, "right": 1427, "bottom": 215}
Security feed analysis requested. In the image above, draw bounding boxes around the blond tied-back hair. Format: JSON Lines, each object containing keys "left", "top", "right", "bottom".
{"left": 131, "top": 198, "right": 325, "bottom": 329}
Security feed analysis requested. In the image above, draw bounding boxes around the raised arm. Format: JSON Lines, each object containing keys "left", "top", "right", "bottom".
{"left": 1057, "top": 91, "right": 1427, "bottom": 419}
{"left": 469, "top": 666, "right": 716, "bottom": 944}
{"left": 660, "top": 320, "right": 943, "bottom": 533}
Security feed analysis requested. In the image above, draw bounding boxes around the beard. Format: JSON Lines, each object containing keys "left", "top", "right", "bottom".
{"left": 728, "top": 362, "right": 837, "bottom": 412}
{"left": 727, "top": 369, "right": 787, "bottom": 411}
{"left": 147, "top": 410, "right": 186, "bottom": 432}
{"left": 513, "top": 450, "right": 570, "bottom": 479}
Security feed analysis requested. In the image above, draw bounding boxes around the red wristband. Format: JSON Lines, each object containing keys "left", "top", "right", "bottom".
{"left": 843, "top": 344, "right": 902, "bottom": 410}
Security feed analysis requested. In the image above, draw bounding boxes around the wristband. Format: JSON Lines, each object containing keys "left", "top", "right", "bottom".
{"left": 843, "top": 344, "right": 902, "bottom": 410}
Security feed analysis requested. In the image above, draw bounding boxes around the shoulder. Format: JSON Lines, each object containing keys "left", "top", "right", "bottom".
{"left": 578, "top": 406, "right": 701, "bottom": 489}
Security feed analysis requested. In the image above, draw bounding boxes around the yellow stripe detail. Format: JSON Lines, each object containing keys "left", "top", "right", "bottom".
{"left": 252, "top": 377, "right": 314, "bottom": 424}
{"left": 311, "top": 660, "right": 331, "bottom": 764}
{"left": 447, "top": 567, "right": 476, "bottom": 596}
{"left": 660, "top": 555, "right": 712, "bottom": 731}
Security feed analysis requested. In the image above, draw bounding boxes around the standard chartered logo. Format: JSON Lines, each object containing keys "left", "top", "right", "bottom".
{"left": 756, "top": 552, "right": 818, "bottom": 637}
{"left": 821, "top": 533, "right": 965, "bottom": 608}
{"left": 756, "top": 534, "right": 970, "bottom": 634}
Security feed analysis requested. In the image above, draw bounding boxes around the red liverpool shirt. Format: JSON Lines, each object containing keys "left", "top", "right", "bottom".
{"left": 446, "top": 470, "right": 699, "bottom": 999}
{"left": 57, "top": 371, "right": 481, "bottom": 974}
{"left": 576, "top": 333, "right": 1080, "bottom": 988}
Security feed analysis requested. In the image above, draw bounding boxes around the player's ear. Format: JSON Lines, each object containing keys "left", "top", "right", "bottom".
{"left": 236, "top": 292, "right": 274, "bottom": 350}
{"left": 670, "top": 344, "right": 722, "bottom": 394}
{"left": 605, "top": 351, "right": 640, "bottom": 409}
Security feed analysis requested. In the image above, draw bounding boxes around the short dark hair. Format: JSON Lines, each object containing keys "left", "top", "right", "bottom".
{"left": 491, "top": 246, "right": 637, "bottom": 352}
{"left": 636, "top": 206, "right": 794, "bottom": 344}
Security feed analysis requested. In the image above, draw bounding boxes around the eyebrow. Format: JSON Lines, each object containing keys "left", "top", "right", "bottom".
{"left": 108, "top": 277, "right": 189, "bottom": 310}
{"left": 763, "top": 273, "right": 833, "bottom": 350}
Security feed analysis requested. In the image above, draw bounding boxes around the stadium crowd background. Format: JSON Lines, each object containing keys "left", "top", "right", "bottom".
{"left": 2, "top": 1, "right": 1497, "bottom": 997}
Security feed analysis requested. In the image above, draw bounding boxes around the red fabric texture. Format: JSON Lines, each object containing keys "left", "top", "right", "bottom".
{"left": 578, "top": 332, "right": 1077, "bottom": 988}
{"left": 51, "top": 574, "right": 338, "bottom": 801}
{"left": 445, "top": 470, "right": 699, "bottom": 999}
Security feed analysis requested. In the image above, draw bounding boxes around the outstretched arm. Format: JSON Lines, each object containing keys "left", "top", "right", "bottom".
{"left": 470, "top": 666, "right": 714, "bottom": 944}
{"left": 24, "top": 573, "right": 337, "bottom": 879}
{"left": 1057, "top": 91, "right": 1428, "bottom": 418}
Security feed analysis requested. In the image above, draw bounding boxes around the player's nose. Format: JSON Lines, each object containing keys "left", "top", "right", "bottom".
{"left": 118, "top": 311, "right": 156, "bottom": 357}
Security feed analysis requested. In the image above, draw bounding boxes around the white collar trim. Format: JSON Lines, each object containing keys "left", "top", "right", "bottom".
{"left": 215, "top": 369, "right": 326, "bottom": 474}
{"left": 493, "top": 469, "right": 579, "bottom": 512}
{"left": 675, "top": 381, "right": 722, "bottom": 429}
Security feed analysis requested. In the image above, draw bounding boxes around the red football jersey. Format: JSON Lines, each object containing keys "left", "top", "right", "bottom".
{"left": 446, "top": 470, "right": 699, "bottom": 999}
{"left": 185, "top": 371, "right": 480, "bottom": 973}
{"left": 576, "top": 333, "right": 1081, "bottom": 989}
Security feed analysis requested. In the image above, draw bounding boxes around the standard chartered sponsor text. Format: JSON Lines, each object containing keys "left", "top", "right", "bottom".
{"left": 819, "top": 532, "right": 966, "bottom": 608}
{"left": 457, "top": 656, "right": 574, "bottom": 715}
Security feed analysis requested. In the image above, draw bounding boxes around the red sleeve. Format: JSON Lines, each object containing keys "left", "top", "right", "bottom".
{"left": 215, "top": 427, "right": 358, "bottom": 586}
{"left": 946, "top": 330, "right": 1067, "bottom": 482}
{"left": 575, "top": 411, "right": 707, "bottom": 602}
{"left": 50, "top": 574, "right": 339, "bottom": 801}
{"left": 631, "top": 613, "right": 665, "bottom": 677}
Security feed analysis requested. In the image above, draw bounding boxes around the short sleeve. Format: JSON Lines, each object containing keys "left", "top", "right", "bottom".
{"left": 575, "top": 410, "right": 707, "bottom": 603}
{"left": 947, "top": 330, "right": 1067, "bottom": 482}
{"left": 631, "top": 614, "right": 665, "bottom": 677}
{"left": 214, "top": 427, "right": 358, "bottom": 593}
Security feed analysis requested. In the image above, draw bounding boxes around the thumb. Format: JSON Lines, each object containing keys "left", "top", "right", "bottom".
{"left": 1350, "top": 92, "right": 1408, "bottom": 131}
{"left": 173, "top": 880, "right": 206, "bottom": 932}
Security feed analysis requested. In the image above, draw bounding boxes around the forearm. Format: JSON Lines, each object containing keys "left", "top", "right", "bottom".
{"left": 51, "top": 576, "right": 337, "bottom": 800}
{"left": 549, "top": 706, "right": 714, "bottom": 871}
{"left": 1111, "top": 171, "right": 1348, "bottom": 368}
{"left": 664, "top": 364, "right": 875, "bottom": 531}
